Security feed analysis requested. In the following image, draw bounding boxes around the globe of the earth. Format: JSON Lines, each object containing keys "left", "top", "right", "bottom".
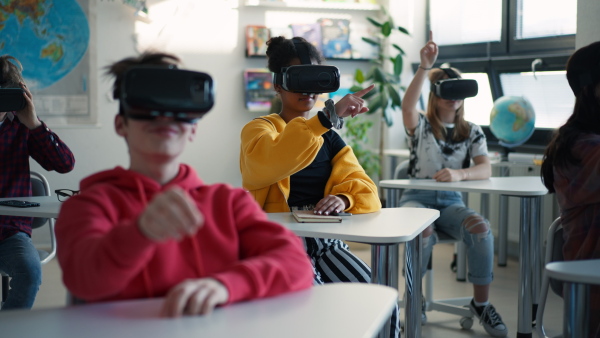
{"left": 489, "top": 96, "right": 536, "bottom": 148}
{"left": 0, "top": 0, "right": 89, "bottom": 90}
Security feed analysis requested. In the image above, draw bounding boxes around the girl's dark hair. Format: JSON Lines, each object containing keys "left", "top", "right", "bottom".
{"left": 541, "top": 41, "right": 600, "bottom": 192}
{"left": 105, "top": 52, "right": 180, "bottom": 101}
{"left": 265, "top": 36, "right": 324, "bottom": 73}
{"left": 0, "top": 55, "right": 25, "bottom": 88}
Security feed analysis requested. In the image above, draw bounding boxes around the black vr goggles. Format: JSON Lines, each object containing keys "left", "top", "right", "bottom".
{"left": 0, "top": 88, "right": 26, "bottom": 112}
{"left": 119, "top": 66, "right": 215, "bottom": 122}
{"left": 430, "top": 68, "right": 478, "bottom": 100}
{"left": 273, "top": 37, "right": 340, "bottom": 94}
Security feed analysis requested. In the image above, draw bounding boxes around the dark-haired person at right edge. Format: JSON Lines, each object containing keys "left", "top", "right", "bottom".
{"left": 541, "top": 41, "right": 600, "bottom": 337}
{"left": 399, "top": 32, "right": 507, "bottom": 337}
{"left": 0, "top": 55, "right": 75, "bottom": 310}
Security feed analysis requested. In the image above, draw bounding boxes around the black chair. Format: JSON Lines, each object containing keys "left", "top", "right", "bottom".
{"left": 1, "top": 171, "right": 56, "bottom": 305}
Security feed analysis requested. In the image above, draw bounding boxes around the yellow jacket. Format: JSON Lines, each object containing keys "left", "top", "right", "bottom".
{"left": 240, "top": 113, "right": 381, "bottom": 214}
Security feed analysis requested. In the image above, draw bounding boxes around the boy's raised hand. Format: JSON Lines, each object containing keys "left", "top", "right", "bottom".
{"left": 138, "top": 187, "right": 204, "bottom": 242}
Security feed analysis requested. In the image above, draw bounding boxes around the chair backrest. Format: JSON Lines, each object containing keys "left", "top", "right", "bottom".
{"left": 545, "top": 217, "right": 564, "bottom": 296}
{"left": 30, "top": 171, "right": 50, "bottom": 229}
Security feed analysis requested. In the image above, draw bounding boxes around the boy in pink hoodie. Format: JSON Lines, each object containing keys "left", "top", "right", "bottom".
{"left": 55, "top": 52, "right": 313, "bottom": 317}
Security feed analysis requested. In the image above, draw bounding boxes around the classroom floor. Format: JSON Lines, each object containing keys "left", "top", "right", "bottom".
{"left": 30, "top": 242, "right": 563, "bottom": 337}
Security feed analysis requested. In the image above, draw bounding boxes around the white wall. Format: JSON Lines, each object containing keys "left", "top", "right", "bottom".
{"left": 30, "top": 0, "right": 425, "bottom": 193}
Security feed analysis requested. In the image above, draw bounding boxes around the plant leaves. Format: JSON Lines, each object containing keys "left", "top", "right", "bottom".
{"left": 366, "top": 17, "right": 382, "bottom": 28}
{"left": 393, "top": 55, "right": 403, "bottom": 77}
{"left": 354, "top": 68, "right": 365, "bottom": 84}
{"left": 382, "top": 21, "right": 392, "bottom": 37}
{"left": 392, "top": 44, "right": 406, "bottom": 55}
{"left": 350, "top": 85, "right": 364, "bottom": 93}
{"left": 361, "top": 37, "right": 380, "bottom": 47}
{"left": 397, "top": 26, "right": 410, "bottom": 36}
{"left": 367, "top": 93, "right": 382, "bottom": 114}
{"left": 373, "top": 67, "right": 386, "bottom": 83}
{"left": 386, "top": 83, "right": 402, "bottom": 109}
{"left": 384, "top": 106, "right": 394, "bottom": 127}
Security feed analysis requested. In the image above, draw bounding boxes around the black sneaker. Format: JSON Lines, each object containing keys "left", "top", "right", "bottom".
{"left": 469, "top": 300, "right": 508, "bottom": 337}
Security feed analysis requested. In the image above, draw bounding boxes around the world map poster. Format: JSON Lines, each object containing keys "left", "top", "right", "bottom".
{"left": 0, "top": 0, "right": 96, "bottom": 126}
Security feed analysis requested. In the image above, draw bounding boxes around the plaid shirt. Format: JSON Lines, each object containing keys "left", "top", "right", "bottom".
{"left": 0, "top": 113, "right": 75, "bottom": 241}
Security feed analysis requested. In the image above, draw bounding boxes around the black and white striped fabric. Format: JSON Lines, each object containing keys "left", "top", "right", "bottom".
{"left": 303, "top": 237, "right": 401, "bottom": 338}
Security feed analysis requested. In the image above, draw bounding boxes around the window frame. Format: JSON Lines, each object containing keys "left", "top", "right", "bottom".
{"left": 421, "top": 0, "right": 576, "bottom": 154}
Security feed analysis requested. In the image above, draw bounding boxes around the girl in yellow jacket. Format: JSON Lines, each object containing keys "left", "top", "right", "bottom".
{"left": 240, "top": 36, "right": 399, "bottom": 338}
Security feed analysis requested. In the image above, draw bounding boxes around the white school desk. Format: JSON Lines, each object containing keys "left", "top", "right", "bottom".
{"left": 268, "top": 208, "right": 440, "bottom": 338}
{"left": 545, "top": 259, "right": 600, "bottom": 338}
{"left": 0, "top": 196, "right": 61, "bottom": 218}
{"left": 379, "top": 176, "right": 548, "bottom": 338}
{"left": 0, "top": 283, "right": 398, "bottom": 338}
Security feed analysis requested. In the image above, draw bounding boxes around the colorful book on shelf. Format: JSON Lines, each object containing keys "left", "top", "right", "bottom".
{"left": 292, "top": 210, "right": 342, "bottom": 223}
{"left": 290, "top": 23, "right": 323, "bottom": 53}
{"left": 243, "top": 68, "right": 276, "bottom": 113}
{"left": 246, "top": 25, "right": 270, "bottom": 57}
{"left": 319, "top": 18, "right": 352, "bottom": 59}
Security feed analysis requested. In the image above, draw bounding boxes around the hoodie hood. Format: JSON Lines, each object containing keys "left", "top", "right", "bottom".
{"left": 80, "top": 164, "right": 204, "bottom": 195}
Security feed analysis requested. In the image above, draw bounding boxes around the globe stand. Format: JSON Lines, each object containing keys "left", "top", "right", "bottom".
{"left": 500, "top": 146, "right": 514, "bottom": 162}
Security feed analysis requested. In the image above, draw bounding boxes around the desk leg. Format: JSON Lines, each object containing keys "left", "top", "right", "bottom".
{"left": 563, "top": 282, "right": 591, "bottom": 338}
{"left": 403, "top": 234, "right": 423, "bottom": 338}
{"left": 498, "top": 195, "right": 508, "bottom": 267}
{"left": 530, "top": 196, "right": 542, "bottom": 325}
{"left": 372, "top": 243, "right": 399, "bottom": 338}
{"left": 517, "top": 196, "right": 543, "bottom": 337}
{"left": 386, "top": 188, "right": 398, "bottom": 209}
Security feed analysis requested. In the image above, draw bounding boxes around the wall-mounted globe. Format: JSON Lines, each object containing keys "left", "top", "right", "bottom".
{"left": 489, "top": 96, "right": 536, "bottom": 148}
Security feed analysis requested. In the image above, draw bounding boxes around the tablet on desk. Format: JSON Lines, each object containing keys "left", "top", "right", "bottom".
{"left": 0, "top": 200, "right": 41, "bottom": 208}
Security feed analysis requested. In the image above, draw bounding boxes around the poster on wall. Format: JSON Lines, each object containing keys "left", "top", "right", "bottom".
{"left": 244, "top": 69, "right": 276, "bottom": 113}
{"left": 246, "top": 25, "right": 270, "bottom": 57}
{"left": 0, "top": 0, "right": 97, "bottom": 126}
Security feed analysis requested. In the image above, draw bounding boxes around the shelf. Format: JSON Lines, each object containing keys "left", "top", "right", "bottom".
{"left": 244, "top": 1, "right": 381, "bottom": 11}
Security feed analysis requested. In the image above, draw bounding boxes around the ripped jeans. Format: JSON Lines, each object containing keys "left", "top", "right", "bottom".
{"left": 399, "top": 189, "right": 494, "bottom": 286}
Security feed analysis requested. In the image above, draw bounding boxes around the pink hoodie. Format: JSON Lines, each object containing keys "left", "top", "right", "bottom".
{"left": 56, "top": 164, "right": 313, "bottom": 303}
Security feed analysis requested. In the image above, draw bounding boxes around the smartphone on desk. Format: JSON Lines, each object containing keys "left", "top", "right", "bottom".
{"left": 0, "top": 200, "right": 41, "bottom": 208}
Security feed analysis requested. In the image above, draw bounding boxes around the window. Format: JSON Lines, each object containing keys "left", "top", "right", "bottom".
{"left": 421, "top": 0, "right": 576, "bottom": 153}
{"left": 499, "top": 71, "right": 572, "bottom": 129}
{"left": 430, "top": 0, "right": 502, "bottom": 46}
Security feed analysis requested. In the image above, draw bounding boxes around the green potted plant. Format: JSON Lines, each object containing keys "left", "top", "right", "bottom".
{"left": 345, "top": 6, "right": 410, "bottom": 182}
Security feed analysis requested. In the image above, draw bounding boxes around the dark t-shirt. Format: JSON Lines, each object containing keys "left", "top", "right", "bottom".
{"left": 288, "top": 130, "right": 346, "bottom": 208}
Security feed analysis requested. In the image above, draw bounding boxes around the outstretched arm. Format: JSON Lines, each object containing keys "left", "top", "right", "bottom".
{"left": 402, "top": 31, "right": 438, "bottom": 135}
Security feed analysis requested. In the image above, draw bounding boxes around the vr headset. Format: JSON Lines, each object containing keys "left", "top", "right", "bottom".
{"left": 120, "top": 66, "right": 215, "bottom": 121}
{"left": 273, "top": 37, "right": 340, "bottom": 94}
{"left": 430, "top": 68, "right": 478, "bottom": 100}
{"left": 0, "top": 88, "right": 26, "bottom": 112}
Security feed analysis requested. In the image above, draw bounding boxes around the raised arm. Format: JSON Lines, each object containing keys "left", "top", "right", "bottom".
{"left": 402, "top": 31, "right": 438, "bottom": 135}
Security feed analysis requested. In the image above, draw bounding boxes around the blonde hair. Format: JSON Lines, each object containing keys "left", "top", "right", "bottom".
{"left": 425, "top": 67, "right": 470, "bottom": 142}
{"left": 0, "top": 55, "right": 24, "bottom": 88}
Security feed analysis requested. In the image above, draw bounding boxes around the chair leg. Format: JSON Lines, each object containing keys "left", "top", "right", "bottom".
{"left": 536, "top": 271, "right": 551, "bottom": 338}
{"left": 2, "top": 275, "right": 9, "bottom": 304}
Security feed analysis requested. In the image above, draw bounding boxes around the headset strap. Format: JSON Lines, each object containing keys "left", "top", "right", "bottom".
{"left": 292, "top": 37, "right": 312, "bottom": 65}
{"left": 441, "top": 67, "right": 460, "bottom": 79}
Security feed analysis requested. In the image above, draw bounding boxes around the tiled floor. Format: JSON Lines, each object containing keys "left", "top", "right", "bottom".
{"left": 26, "top": 243, "right": 563, "bottom": 337}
